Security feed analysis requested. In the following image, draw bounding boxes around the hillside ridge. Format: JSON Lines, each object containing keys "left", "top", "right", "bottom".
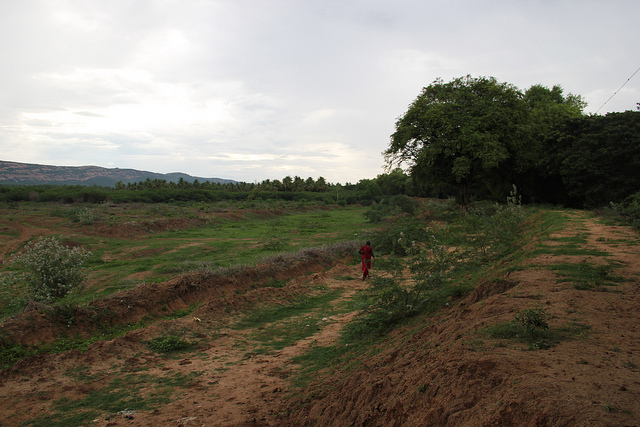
{"left": 0, "top": 160, "right": 236, "bottom": 186}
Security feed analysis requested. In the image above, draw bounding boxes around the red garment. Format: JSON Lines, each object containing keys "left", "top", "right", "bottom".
{"left": 359, "top": 245, "right": 374, "bottom": 279}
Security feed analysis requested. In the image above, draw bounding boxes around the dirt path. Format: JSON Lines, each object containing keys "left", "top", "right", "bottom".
{"left": 118, "top": 263, "right": 368, "bottom": 427}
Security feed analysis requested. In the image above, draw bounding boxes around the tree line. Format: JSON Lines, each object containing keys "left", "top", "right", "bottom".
{"left": 0, "top": 171, "right": 411, "bottom": 205}
{"left": 115, "top": 175, "right": 330, "bottom": 193}
{"left": 386, "top": 75, "right": 640, "bottom": 208}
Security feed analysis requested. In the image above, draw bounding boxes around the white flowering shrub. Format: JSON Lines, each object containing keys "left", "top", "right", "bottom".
{"left": 6, "top": 236, "right": 91, "bottom": 303}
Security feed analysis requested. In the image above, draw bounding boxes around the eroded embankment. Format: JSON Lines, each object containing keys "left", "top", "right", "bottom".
{"left": 0, "top": 244, "right": 357, "bottom": 348}
{"left": 276, "top": 212, "right": 640, "bottom": 426}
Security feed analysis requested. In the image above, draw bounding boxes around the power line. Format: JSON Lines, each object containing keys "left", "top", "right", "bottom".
{"left": 595, "top": 64, "right": 640, "bottom": 114}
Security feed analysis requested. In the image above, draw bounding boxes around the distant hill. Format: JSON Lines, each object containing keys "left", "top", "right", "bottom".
{"left": 0, "top": 160, "right": 237, "bottom": 187}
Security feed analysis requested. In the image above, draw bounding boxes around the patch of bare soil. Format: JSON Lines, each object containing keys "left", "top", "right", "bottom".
{"left": 89, "top": 217, "right": 211, "bottom": 239}
{"left": 0, "top": 215, "right": 68, "bottom": 259}
{"left": 1, "top": 211, "right": 639, "bottom": 426}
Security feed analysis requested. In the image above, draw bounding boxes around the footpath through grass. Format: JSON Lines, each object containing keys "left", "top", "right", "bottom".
{"left": 287, "top": 205, "right": 638, "bottom": 390}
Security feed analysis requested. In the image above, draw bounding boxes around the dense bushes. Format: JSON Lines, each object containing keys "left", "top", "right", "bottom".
{"left": 363, "top": 195, "right": 419, "bottom": 223}
{"left": 0, "top": 186, "right": 362, "bottom": 205}
{"left": 554, "top": 111, "right": 640, "bottom": 207}
{"left": 608, "top": 191, "right": 640, "bottom": 229}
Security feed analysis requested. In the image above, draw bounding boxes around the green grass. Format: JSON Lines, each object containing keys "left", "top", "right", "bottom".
{"left": 233, "top": 290, "right": 343, "bottom": 329}
{"left": 0, "top": 204, "right": 376, "bottom": 319}
{"left": 530, "top": 229, "right": 610, "bottom": 257}
{"left": 484, "top": 320, "right": 591, "bottom": 350}
{"left": 24, "top": 371, "right": 202, "bottom": 427}
{"left": 233, "top": 289, "right": 347, "bottom": 354}
{"left": 147, "top": 335, "right": 193, "bottom": 353}
{"left": 6, "top": 200, "right": 636, "bottom": 423}
{"left": 87, "top": 206, "right": 373, "bottom": 281}
{"left": 291, "top": 342, "right": 355, "bottom": 387}
{"left": 524, "top": 209, "right": 612, "bottom": 257}
{"left": 548, "top": 260, "right": 626, "bottom": 291}
{"left": 286, "top": 206, "right": 587, "bottom": 388}
{"left": 0, "top": 303, "right": 200, "bottom": 370}
{"left": 0, "top": 321, "right": 145, "bottom": 370}
{"left": 531, "top": 244, "right": 610, "bottom": 257}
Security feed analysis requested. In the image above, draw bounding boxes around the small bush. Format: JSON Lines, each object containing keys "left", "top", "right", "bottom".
{"left": 608, "top": 191, "right": 640, "bottom": 229}
{"left": 370, "top": 223, "right": 430, "bottom": 256}
{"left": 2, "top": 236, "right": 91, "bottom": 303}
{"left": 363, "top": 196, "right": 419, "bottom": 223}
{"left": 389, "top": 195, "right": 419, "bottom": 215}
{"left": 515, "top": 307, "right": 549, "bottom": 338}
{"left": 75, "top": 207, "right": 97, "bottom": 224}
{"left": 363, "top": 204, "right": 387, "bottom": 223}
{"left": 345, "top": 228, "right": 464, "bottom": 339}
{"left": 460, "top": 186, "right": 524, "bottom": 259}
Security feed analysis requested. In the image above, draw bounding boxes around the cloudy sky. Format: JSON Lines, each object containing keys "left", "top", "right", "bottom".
{"left": 1, "top": 1, "right": 638, "bottom": 184}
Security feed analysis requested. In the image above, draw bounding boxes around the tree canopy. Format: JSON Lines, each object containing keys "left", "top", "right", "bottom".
{"left": 385, "top": 75, "right": 585, "bottom": 205}
{"left": 556, "top": 111, "right": 640, "bottom": 207}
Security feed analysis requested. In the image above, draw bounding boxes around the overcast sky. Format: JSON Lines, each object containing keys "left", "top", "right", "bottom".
{"left": 1, "top": 1, "right": 638, "bottom": 184}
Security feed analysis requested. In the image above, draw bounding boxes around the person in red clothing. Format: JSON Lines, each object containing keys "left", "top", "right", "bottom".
{"left": 359, "top": 240, "right": 374, "bottom": 280}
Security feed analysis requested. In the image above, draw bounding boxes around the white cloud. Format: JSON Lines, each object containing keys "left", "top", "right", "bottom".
{"left": 0, "top": 0, "right": 639, "bottom": 183}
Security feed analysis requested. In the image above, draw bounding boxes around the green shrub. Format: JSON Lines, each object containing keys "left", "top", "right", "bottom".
{"left": 75, "top": 207, "right": 97, "bottom": 224}
{"left": 363, "top": 195, "right": 419, "bottom": 223}
{"left": 345, "top": 228, "right": 463, "bottom": 339}
{"left": 390, "top": 194, "right": 419, "bottom": 215}
{"left": 608, "top": 191, "right": 640, "bottom": 228}
{"left": 2, "top": 236, "right": 91, "bottom": 303}
{"left": 515, "top": 307, "right": 549, "bottom": 338}
{"left": 370, "top": 223, "right": 430, "bottom": 256}
{"left": 363, "top": 204, "right": 387, "bottom": 223}
{"left": 459, "top": 186, "right": 524, "bottom": 259}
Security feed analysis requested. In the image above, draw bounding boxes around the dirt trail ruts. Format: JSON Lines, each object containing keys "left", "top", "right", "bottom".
{"left": 117, "top": 263, "right": 367, "bottom": 426}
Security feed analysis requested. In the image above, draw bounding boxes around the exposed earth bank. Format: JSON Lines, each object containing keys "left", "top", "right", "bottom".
{"left": 1, "top": 210, "right": 640, "bottom": 426}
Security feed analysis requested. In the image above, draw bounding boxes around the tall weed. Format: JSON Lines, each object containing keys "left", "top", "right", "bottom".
{"left": 459, "top": 185, "right": 524, "bottom": 259}
{"left": 607, "top": 191, "right": 640, "bottom": 229}
{"left": 363, "top": 195, "right": 419, "bottom": 223}
{"left": 345, "top": 192, "right": 525, "bottom": 340}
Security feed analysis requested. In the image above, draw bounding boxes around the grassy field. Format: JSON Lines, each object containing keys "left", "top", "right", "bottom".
{"left": 0, "top": 201, "right": 379, "bottom": 319}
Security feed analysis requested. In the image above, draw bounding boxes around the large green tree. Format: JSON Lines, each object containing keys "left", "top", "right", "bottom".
{"left": 385, "top": 76, "right": 587, "bottom": 205}
{"left": 375, "top": 168, "right": 411, "bottom": 195}
{"left": 517, "top": 84, "right": 586, "bottom": 203}
{"left": 556, "top": 110, "right": 640, "bottom": 207}
{"left": 385, "top": 76, "right": 528, "bottom": 205}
